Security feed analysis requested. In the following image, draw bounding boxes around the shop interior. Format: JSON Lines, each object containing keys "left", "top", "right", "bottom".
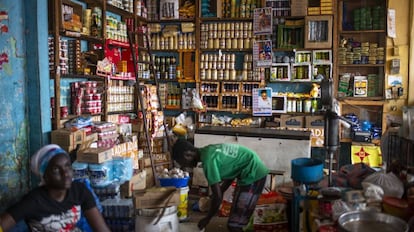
{"left": 0, "top": 0, "right": 414, "bottom": 231}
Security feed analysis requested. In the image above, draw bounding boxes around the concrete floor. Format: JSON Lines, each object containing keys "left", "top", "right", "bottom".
{"left": 178, "top": 194, "right": 230, "bottom": 232}
{"left": 179, "top": 214, "right": 229, "bottom": 232}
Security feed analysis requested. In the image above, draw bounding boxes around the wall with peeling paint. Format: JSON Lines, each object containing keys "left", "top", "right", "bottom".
{"left": 0, "top": 0, "right": 51, "bottom": 212}
{"left": 0, "top": 1, "right": 30, "bottom": 210}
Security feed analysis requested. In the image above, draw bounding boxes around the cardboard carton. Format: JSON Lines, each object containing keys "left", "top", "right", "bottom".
{"left": 281, "top": 115, "right": 304, "bottom": 128}
{"left": 306, "top": 116, "right": 325, "bottom": 147}
{"left": 51, "top": 128, "right": 85, "bottom": 147}
{"left": 133, "top": 186, "right": 180, "bottom": 209}
{"left": 77, "top": 147, "right": 113, "bottom": 163}
{"left": 120, "top": 170, "right": 147, "bottom": 198}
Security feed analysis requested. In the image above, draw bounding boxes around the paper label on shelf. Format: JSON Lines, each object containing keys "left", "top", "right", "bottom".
{"left": 387, "top": 9, "right": 396, "bottom": 38}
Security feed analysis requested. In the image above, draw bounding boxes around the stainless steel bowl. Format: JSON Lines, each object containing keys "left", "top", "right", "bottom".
{"left": 338, "top": 210, "right": 409, "bottom": 232}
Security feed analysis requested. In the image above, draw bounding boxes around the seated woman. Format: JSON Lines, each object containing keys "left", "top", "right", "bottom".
{"left": 0, "top": 144, "right": 110, "bottom": 232}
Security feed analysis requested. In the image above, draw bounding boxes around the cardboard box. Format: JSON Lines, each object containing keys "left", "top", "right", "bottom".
{"left": 145, "top": 167, "right": 155, "bottom": 188}
{"left": 281, "top": 115, "right": 304, "bottom": 128}
{"left": 85, "top": 132, "right": 98, "bottom": 143}
{"left": 305, "top": 115, "right": 324, "bottom": 128}
{"left": 291, "top": 0, "right": 308, "bottom": 16}
{"left": 133, "top": 186, "right": 180, "bottom": 209}
{"left": 51, "top": 128, "right": 85, "bottom": 148}
{"left": 61, "top": 0, "right": 83, "bottom": 32}
{"left": 120, "top": 170, "right": 147, "bottom": 198}
{"left": 113, "top": 143, "right": 128, "bottom": 157}
{"left": 152, "top": 152, "right": 170, "bottom": 164}
{"left": 306, "top": 116, "right": 325, "bottom": 147}
{"left": 77, "top": 147, "right": 113, "bottom": 163}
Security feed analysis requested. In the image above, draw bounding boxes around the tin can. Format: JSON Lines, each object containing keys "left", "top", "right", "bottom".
{"left": 230, "top": 70, "right": 236, "bottom": 80}
{"left": 296, "top": 98, "right": 303, "bottom": 112}
{"left": 287, "top": 99, "right": 293, "bottom": 112}
{"left": 60, "top": 106, "right": 68, "bottom": 118}
{"left": 211, "top": 69, "right": 218, "bottom": 80}
{"left": 304, "top": 99, "right": 312, "bottom": 113}
{"left": 206, "top": 69, "right": 212, "bottom": 80}
{"left": 200, "top": 69, "right": 206, "bottom": 80}
{"left": 311, "top": 99, "right": 319, "bottom": 112}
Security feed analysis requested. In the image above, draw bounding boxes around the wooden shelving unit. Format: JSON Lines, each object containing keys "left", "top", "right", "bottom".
{"left": 334, "top": 0, "right": 388, "bottom": 142}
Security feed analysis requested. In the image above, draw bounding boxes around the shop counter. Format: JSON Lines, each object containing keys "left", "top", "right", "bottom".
{"left": 194, "top": 126, "right": 312, "bottom": 184}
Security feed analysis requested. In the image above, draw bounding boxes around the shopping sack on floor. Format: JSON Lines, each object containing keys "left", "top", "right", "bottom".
{"left": 250, "top": 191, "right": 289, "bottom": 232}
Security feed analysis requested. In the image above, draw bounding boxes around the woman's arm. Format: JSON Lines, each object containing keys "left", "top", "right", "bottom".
{"left": 83, "top": 207, "right": 111, "bottom": 232}
{"left": 0, "top": 212, "right": 17, "bottom": 232}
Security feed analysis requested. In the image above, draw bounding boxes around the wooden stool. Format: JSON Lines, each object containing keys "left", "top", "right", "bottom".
{"left": 268, "top": 170, "right": 286, "bottom": 191}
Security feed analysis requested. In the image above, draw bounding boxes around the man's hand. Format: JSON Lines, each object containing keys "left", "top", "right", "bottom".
{"left": 198, "top": 182, "right": 224, "bottom": 230}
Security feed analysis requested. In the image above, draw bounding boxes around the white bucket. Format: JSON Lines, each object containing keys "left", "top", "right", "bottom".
{"left": 178, "top": 186, "right": 189, "bottom": 221}
{"left": 135, "top": 205, "right": 179, "bottom": 232}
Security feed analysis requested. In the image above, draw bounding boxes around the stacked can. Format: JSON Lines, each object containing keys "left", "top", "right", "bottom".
{"left": 146, "top": 0, "right": 158, "bottom": 21}
{"left": 200, "top": 53, "right": 236, "bottom": 81}
{"left": 200, "top": 22, "right": 253, "bottom": 50}
{"left": 135, "top": 0, "right": 147, "bottom": 17}
{"left": 48, "top": 37, "right": 55, "bottom": 73}
{"left": 47, "top": 37, "right": 75, "bottom": 75}
{"left": 107, "top": 0, "right": 134, "bottom": 13}
{"left": 221, "top": 0, "right": 259, "bottom": 18}
{"left": 71, "top": 81, "right": 102, "bottom": 116}
{"left": 107, "top": 84, "right": 134, "bottom": 112}
{"left": 338, "top": 40, "right": 384, "bottom": 65}
{"left": 50, "top": 97, "right": 55, "bottom": 119}
{"left": 266, "top": 0, "right": 290, "bottom": 17}
{"left": 67, "top": 40, "right": 81, "bottom": 75}
{"left": 153, "top": 56, "right": 177, "bottom": 80}
{"left": 242, "top": 54, "right": 256, "bottom": 81}
{"left": 105, "top": 15, "right": 128, "bottom": 43}
{"left": 367, "top": 74, "right": 378, "bottom": 97}
{"left": 151, "top": 32, "right": 195, "bottom": 50}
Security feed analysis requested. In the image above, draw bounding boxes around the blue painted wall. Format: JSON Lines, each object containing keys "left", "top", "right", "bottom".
{"left": 0, "top": 0, "right": 50, "bottom": 211}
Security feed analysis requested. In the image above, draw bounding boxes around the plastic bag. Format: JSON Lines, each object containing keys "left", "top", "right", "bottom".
{"left": 172, "top": 112, "right": 194, "bottom": 136}
{"left": 362, "top": 172, "right": 404, "bottom": 198}
{"left": 362, "top": 182, "right": 384, "bottom": 203}
{"left": 192, "top": 91, "right": 205, "bottom": 111}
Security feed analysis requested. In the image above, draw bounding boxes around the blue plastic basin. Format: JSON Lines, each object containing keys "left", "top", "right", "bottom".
{"left": 291, "top": 158, "right": 324, "bottom": 184}
{"left": 159, "top": 176, "right": 190, "bottom": 188}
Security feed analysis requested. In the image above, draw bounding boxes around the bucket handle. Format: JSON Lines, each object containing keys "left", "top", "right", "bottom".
{"left": 153, "top": 190, "right": 176, "bottom": 225}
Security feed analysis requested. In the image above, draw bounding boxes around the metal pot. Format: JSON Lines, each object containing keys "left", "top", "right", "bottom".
{"left": 338, "top": 210, "right": 409, "bottom": 232}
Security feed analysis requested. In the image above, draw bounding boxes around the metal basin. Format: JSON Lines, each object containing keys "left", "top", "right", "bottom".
{"left": 338, "top": 210, "right": 409, "bottom": 232}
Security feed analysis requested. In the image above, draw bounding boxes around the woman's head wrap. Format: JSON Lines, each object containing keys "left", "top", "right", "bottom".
{"left": 31, "top": 144, "right": 69, "bottom": 181}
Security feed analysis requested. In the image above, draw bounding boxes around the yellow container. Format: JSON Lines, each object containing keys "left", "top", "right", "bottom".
{"left": 177, "top": 186, "right": 189, "bottom": 221}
